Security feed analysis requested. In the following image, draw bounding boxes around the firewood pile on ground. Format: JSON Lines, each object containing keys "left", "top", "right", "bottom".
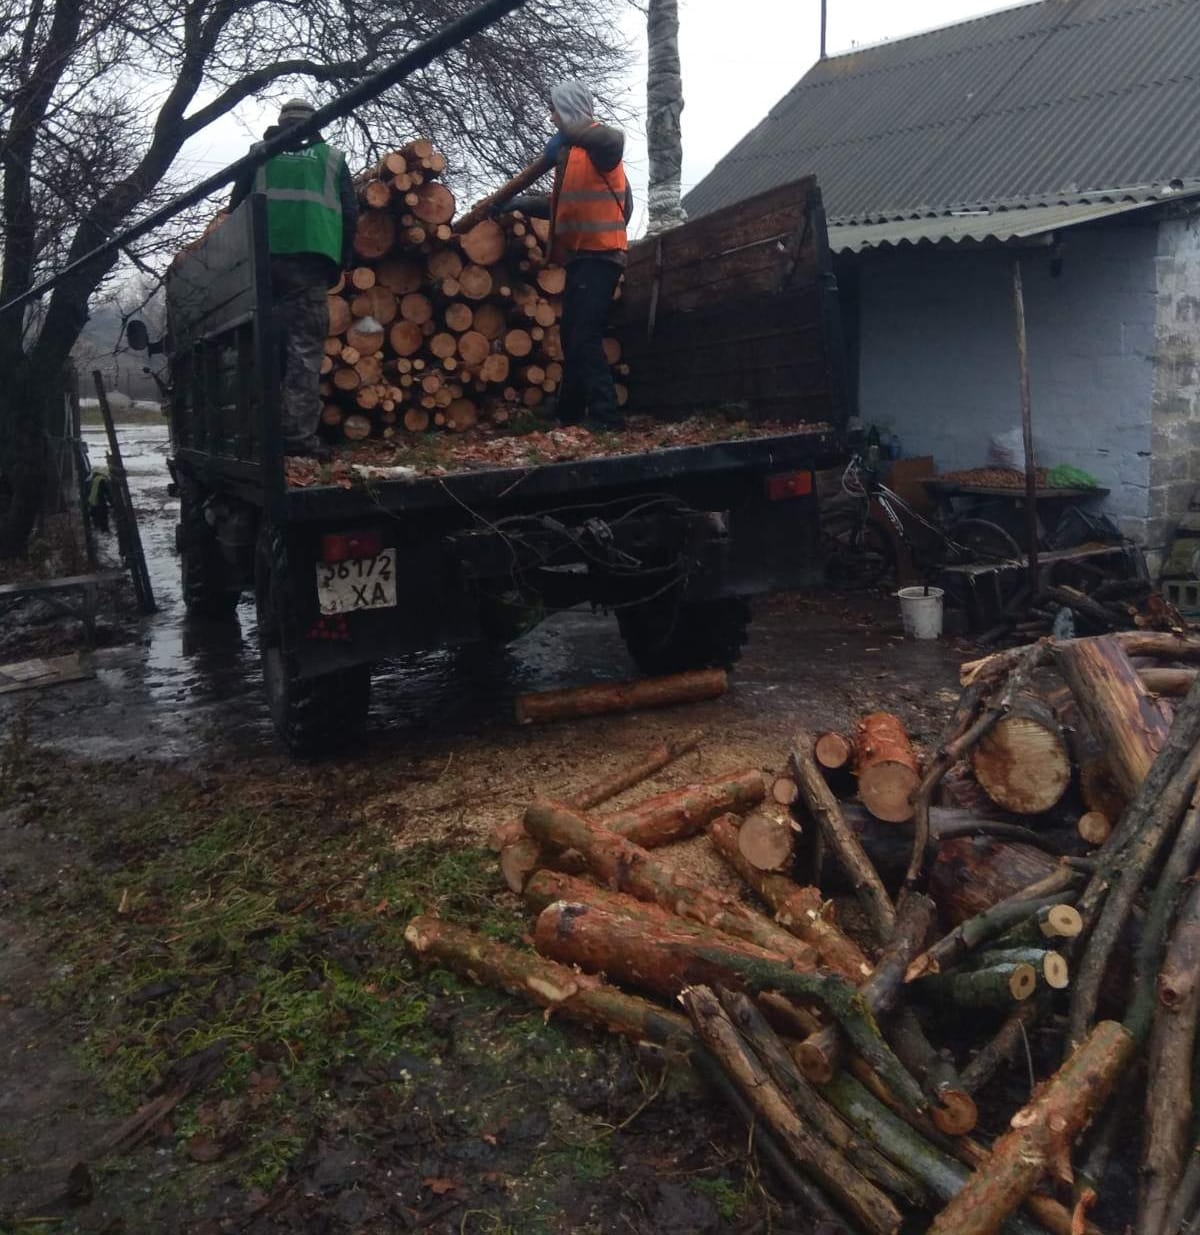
{"left": 403, "top": 628, "right": 1200, "bottom": 1233}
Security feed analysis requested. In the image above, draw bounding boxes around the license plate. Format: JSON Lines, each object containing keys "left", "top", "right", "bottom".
{"left": 316, "top": 549, "right": 397, "bottom": 615}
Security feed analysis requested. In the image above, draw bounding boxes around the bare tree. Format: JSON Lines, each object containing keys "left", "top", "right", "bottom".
{"left": 644, "top": 0, "right": 685, "bottom": 235}
{"left": 0, "top": 0, "right": 628, "bottom": 558}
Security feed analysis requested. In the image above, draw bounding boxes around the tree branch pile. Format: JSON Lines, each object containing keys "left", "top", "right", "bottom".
{"left": 404, "top": 629, "right": 1200, "bottom": 1233}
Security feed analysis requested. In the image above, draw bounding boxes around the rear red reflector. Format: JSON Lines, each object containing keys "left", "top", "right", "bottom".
{"left": 766, "top": 470, "right": 813, "bottom": 501}
{"left": 320, "top": 529, "right": 384, "bottom": 562}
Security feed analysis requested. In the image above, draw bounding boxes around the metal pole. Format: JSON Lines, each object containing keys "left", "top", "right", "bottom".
{"left": 0, "top": 0, "right": 527, "bottom": 318}
{"left": 820, "top": 0, "right": 828, "bottom": 58}
{"left": 1011, "top": 257, "right": 1040, "bottom": 592}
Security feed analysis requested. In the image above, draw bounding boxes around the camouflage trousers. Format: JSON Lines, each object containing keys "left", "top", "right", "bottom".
{"left": 272, "top": 256, "right": 330, "bottom": 445}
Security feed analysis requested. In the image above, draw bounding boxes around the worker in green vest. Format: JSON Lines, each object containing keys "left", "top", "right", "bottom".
{"left": 230, "top": 99, "right": 357, "bottom": 458}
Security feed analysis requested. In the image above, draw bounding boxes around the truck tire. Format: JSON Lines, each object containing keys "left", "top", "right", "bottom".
{"left": 178, "top": 484, "right": 240, "bottom": 620}
{"left": 617, "top": 596, "right": 751, "bottom": 676}
{"left": 255, "top": 527, "right": 371, "bottom": 758}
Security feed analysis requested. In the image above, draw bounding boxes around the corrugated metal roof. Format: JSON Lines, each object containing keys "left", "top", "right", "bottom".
{"left": 683, "top": 0, "right": 1200, "bottom": 226}
{"left": 829, "top": 183, "right": 1200, "bottom": 252}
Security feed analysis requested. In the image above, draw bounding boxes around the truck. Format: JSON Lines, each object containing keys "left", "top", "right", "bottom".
{"left": 132, "top": 175, "right": 848, "bottom": 756}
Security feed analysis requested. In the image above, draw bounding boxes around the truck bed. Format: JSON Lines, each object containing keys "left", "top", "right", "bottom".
{"left": 271, "top": 412, "right": 841, "bottom": 520}
{"left": 285, "top": 412, "right": 830, "bottom": 487}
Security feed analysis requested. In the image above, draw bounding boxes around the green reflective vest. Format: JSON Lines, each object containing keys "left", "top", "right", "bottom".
{"left": 254, "top": 141, "right": 345, "bottom": 265}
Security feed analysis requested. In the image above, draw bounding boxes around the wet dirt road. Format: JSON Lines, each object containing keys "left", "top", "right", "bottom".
{"left": 4, "top": 422, "right": 966, "bottom": 799}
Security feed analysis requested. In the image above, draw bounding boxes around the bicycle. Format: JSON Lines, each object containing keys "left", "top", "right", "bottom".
{"left": 821, "top": 454, "right": 1022, "bottom": 591}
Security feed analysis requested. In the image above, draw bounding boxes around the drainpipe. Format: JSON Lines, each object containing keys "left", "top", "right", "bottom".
{"left": 820, "top": 0, "right": 828, "bottom": 58}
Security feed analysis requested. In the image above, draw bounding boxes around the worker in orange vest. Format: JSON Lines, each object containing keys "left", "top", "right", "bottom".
{"left": 501, "top": 81, "right": 633, "bottom": 428}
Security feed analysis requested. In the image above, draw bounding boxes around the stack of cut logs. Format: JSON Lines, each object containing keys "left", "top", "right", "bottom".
{"left": 405, "top": 627, "right": 1200, "bottom": 1235}
{"left": 319, "top": 140, "right": 627, "bottom": 440}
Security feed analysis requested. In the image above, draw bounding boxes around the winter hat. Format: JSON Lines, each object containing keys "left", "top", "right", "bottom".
{"left": 550, "top": 80, "right": 594, "bottom": 128}
{"left": 278, "top": 98, "right": 316, "bottom": 127}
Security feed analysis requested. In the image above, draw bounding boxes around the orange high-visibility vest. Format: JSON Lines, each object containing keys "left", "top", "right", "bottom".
{"left": 550, "top": 136, "right": 627, "bottom": 262}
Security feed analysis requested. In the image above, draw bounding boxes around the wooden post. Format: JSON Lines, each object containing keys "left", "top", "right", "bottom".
{"left": 1011, "top": 258, "right": 1039, "bottom": 592}
{"left": 92, "top": 370, "right": 155, "bottom": 614}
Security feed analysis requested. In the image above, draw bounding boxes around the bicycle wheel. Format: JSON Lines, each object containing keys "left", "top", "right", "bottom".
{"left": 822, "top": 514, "right": 897, "bottom": 589}
{"left": 941, "top": 518, "right": 1024, "bottom": 611}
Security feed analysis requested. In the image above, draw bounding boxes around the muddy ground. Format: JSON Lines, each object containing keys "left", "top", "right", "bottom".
{"left": 0, "top": 424, "right": 970, "bottom": 1234}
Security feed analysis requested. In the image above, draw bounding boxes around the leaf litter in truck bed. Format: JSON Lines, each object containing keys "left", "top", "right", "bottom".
{"left": 285, "top": 413, "right": 828, "bottom": 489}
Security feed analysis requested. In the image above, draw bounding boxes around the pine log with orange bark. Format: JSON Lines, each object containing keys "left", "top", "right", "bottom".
{"left": 514, "top": 668, "right": 728, "bottom": 725}
{"left": 489, "top": 730, "right": 703, "bottom": 851}
{"left": 927, "top": 1021, "right": 1135, "bottom": 1235}
{"left": 499, "top": 766, "right": 765, "bottom": 892}
{"left": 855, "top": 712, "right": 921, "bottom": 823}
{"left": 403, "top": 916, "right": 692, "bottom": 1049}
{"left": 522, "top": 799, "right": 818, "bottom": 965}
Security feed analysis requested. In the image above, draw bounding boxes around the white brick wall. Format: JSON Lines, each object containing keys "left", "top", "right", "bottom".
{"left": 856, "top": 222, "right": 1161, "bottom": 546}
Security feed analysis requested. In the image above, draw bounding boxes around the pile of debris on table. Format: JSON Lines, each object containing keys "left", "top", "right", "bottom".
{"left": 404, "top": 629, "right": 1200, "bottom": 1235}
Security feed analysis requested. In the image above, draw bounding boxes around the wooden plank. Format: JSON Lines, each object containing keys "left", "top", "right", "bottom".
{"left": 0, "top": 653, "right": 93, "bottom": 695}
{"left": 0, "top": 570, "right": 123, "bottom": 599}
{"left": 943, "top": 543, "right": 1134, "bottom": 578}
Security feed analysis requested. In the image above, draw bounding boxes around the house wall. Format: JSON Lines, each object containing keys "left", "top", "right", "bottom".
{"left": 856, "top": 222, "right": 1161, "bottom": 548}
{"left": 1150, "top": 214, "right": 1200, "bottom": 557}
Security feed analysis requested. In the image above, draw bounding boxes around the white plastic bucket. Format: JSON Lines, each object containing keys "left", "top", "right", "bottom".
{"left": 898, "top": 586, "right": 944, "bottom": 640}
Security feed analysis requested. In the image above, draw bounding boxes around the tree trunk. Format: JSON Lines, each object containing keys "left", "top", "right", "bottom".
{"left": 0, "top": 363, "right": 53, "bottom": 558}
{"left": 928, "top": 837, "right": 1065, "bottom": 926}
{"left": 969, "top": 694, "right": 1071, "bottom": 815}
{"left": 707, "top": 814, "right": 872, "bottom": 982}
{"left": 682, "top": 987, "right": 904, "bottom": 1235}
{"left": 1054, "top": 634, "right": 1172, "bottom": 799}
{"left": 514, "top": 668, "right": 727, "bottom": 724}
{"left": 403, "top": 915, "right": 693, "bottom": 1049}
{"left": 927, "top": 1021, "right": 1135, "bottom": 1235}
{"left": 522, "top": 799, "right": 817, "bottom": 965}
{"left": 854, "top": 712, "right": 921, "bottom": 824}
{"left": 645, "top": 0, "right": 688, "bottom": 235}
{"left": 535, "top": 899, "right": 926, "bottom": 1113}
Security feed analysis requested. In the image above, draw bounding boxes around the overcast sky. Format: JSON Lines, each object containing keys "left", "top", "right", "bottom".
{"left": 176, "top": 0, "right": 1023, "bottom": 233}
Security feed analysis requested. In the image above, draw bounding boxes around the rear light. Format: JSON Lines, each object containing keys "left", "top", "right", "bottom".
{"left": 766, "top": 470, "right": 814, "bottom": 501}
{"left": 320, "top": 529, "right": 384, "bottom": 562}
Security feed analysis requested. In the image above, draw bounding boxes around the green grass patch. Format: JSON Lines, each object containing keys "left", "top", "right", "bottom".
{"left": 19, "top": 786, "right": 532, "bottom": 1196}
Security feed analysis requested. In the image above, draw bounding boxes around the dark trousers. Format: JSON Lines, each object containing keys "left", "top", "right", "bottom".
{"left": 271, "top": 254, "right": 335, "bottom": 444}
{"left": 557, "top": 257, "right": 622, "bottom": 426}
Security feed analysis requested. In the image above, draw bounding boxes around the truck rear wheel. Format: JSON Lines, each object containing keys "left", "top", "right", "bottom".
{"left": 617, "top": 596, "right": 751, "bottom": 676}
{"left": 255, "top": 528, "right": 371, "bottom": 758}
{"left": 179, "top": 483, "right": 240, "bottom": 620}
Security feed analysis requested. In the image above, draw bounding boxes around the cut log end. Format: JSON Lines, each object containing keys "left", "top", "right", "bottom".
{"left": 770, "top": 776, "right": 799, "bottom": 806}
{"left": 1077, "top": 811, "right": 1112, "bottom": 847}
{"left": 1042, "top": 904, "right": 1084, "bottom": 940}
{"left": 1009, "top": 962, "right": 1038, "bottom": 1001}
{"left": 792, "top": 1037, "right": 836, "bottom": 1084}
{"left": 930, "top": 1089, "right": 979, "bottom": 1137}
{"left": 1043, "top": 951, "right": 1070, "bottom": 990}
{"left": 736, "top": 812, "right": 795, "bottom": 873}
{"left": 859, "top": 762, "right": 921, "bottom": 824}
{"left": 815, "top": 731, "right": 853, "bottom": 771}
